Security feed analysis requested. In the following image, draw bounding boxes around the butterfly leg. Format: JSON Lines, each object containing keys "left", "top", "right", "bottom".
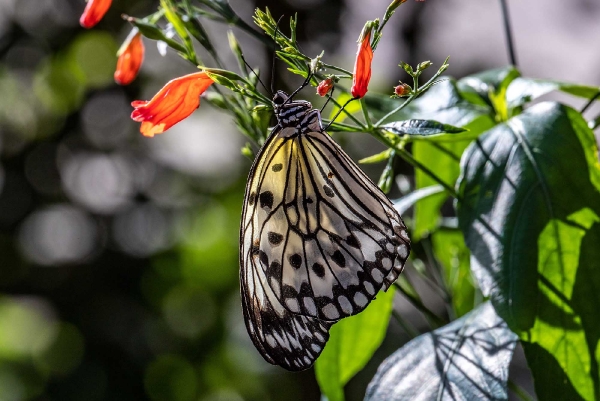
{"left": 324, "top": 97, "right": 358, "bottom": 131}
{"left": 320, "top": 86, "right": 335, "bottom": 113}
{"left": 287, "top": 72, "right": 314, "bottom": 102}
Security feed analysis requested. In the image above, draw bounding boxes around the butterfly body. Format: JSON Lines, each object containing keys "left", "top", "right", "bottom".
{"left": 240, "top": 91, "right": 410, "bottom": 371}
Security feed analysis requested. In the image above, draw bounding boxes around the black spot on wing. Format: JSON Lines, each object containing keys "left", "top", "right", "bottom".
{"left": 272, "top": 163, "right": 283, "bottom": 172}
{"left": 260, "top": 191, "right": 274, "bottom": 209}
{"left": 312, "top": 263, "right": 325, "bottom": 278}
{"left": 289, "top": 254, "right": 302, "bottom": 269}
{"left": 268, "top": 231, "right": 284, "bottom": 245}
{"left": 331, "top": 250, "right": 346, "bottom": 267}
{"left": 345, "top": 234, "right": 361, "bottom": 249}
{"left": 323, "top": 184, "right": 335, "bottom": 198}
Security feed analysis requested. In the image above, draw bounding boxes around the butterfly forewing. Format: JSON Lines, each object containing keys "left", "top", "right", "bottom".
{"left": 240, "top": 91, "right": 410, "bottom": 370}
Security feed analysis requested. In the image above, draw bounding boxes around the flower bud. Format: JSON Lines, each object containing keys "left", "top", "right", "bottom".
{"left": 417, "top": 60, "right": 433, "bottom": 72}
{"left": 316, "top": 77, "right": 334, "bottom": 97}
{"left": 393, "top": 83, "right": 411, "bottom": 96}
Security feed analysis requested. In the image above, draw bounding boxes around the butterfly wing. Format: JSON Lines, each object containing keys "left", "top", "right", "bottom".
{"left": 240, "top": 127, "right": 332, "bottom": 371}
{"left": 240, "top": 110, "right": 410, "bottom": 370}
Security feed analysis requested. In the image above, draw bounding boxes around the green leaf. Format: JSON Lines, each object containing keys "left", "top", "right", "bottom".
{"left": 506, "top": 77, "right": 600, "bottom": 110}
{"left": 365, "top": 302, "right": 518, "bottom": 401}
{"left": 359, "top": 149, "right": 392, "bottom": 165}
{"left": 161, "top": 0, "right": 196, "bottom": 60}
{"left": 382, "top": 119, "right": 466, "bottom": 138}
{"left": 457, "top": 66, "right": 521, "bottom": 122}
{"left": 366, "top": 79, "right": 494, "bottom": 126}
{"left": 431, "top": 229, "right": 474, "bottom": 317}
{"left": 367, "top": 79, "right": 496, "bottom": 240}
{"left": 412, "top": 141, "right": 469, "bottom": 239}
{"left": 457, "top": 102, "right": 600, "bottom": 400}
{"left": 392, "top": 185, "right": 444, "bottom": 216}
{"left": 315, "top": 288, "right": 395, "bottom": 401}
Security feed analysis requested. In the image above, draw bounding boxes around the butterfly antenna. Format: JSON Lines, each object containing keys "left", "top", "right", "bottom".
{"left": 270, "top": 15, "right": 285, "bottom": 96}
{"left": 320, "top": 86, "right": 335, "bottom": 113}
{"left": 241, "top": 54, "right": 271, "bottom": 96}
{"left": 324, "top": 97, "right": 358, "bottom": 131}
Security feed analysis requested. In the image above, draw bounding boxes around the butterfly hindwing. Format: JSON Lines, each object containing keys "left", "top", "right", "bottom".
{"left": 240, "top": 92, "right": 410, "bottom": 370}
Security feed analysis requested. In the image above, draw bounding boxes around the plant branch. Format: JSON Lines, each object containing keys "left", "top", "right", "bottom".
{"left": 499, "top": 0, "right": 518, "bottom": 67}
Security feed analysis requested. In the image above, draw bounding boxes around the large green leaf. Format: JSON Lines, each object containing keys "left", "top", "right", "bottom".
{"left": 315, "top": 288, "right": 395, "bottom": 401}
{"left": 380, "top": 79, "right": 497, "bottom": 239}
{"left": 457, "top": 102, "right": 600, "bottom": 400}
{"left": 382, "top": 119, "right": 465, "bottom": 138}
{"left": 506, "top": 77, "right": 600, "bottom": 110}
{"left": 364, "top": 302, "right": 517, "bottom": 401}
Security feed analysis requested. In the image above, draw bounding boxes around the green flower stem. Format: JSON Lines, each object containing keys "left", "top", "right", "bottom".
{"left": 508, "top": 380, "right": 535, "bottom": 401}
{"left": 394, "top": 282, "right": 446, "bottom": 328}
{"left": 360, "top": 98, "right": 373, "bottom": 129}
{"left": 325, "top": 121, "right": 363, "bottom": 133}
{"left": 391, "top": 309, "right": 420, "bottom": 338}
{"left": 321, "top": 62, "right": 353, "bottom": 77}
{"left": 374, "top": 94, "right": 417, "bottom": 127}
{"left": 395, "top": 147, "right": 462, "bottom": 200}
{"left": 146, "top": 9, "right": 165, "bottom": 24}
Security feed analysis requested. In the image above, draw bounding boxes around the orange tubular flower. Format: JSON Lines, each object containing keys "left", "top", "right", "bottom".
{"left": 316, "top": 77, "right": 334, "bottom": 97}
{"left": 351, "top": 30, "right": 373, "bottom": 99}
{"left": 131, "top": 72, "right": 214, "bottom": 137}
{"left": 79, "top": 0, "right": 112, "bottom": 29}
{"left": 115, "top": 31, "right": 145, "bottom": 85}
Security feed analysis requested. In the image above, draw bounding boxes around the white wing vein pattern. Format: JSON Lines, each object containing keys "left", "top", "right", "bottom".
{"left": 240, "top": 102, "right": 410, "bottom": 371}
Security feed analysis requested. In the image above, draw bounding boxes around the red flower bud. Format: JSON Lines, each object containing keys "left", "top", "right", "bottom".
{"left": 79, "top": 0, "right": 112, "bottom": 29}
{"left": 114, "top": 31, "right": 145, "bottom": 85}
{"left": 316, "top": 77, "right": 334, "bottom": 97}
{"left": 131, "top": 72, "right": 214, "bottom": 137}
{"left": 351, "top": 30, "right": 373, "bottom": 99}
{"left": 394, "top": 83, "right": 411, "bottom": 96}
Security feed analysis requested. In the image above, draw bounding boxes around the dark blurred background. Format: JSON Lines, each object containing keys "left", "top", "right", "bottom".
{"left": 0, "top": 0, "right": 598, "bottom": 400}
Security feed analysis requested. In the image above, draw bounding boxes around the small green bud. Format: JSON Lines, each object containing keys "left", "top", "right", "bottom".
{"left": 378, "top": 164, "right": 394, "bottom": 194}
{"left": 241, "top": 143, "right": 255, "bottom": 160}
{"left": 417, "top": 60, "right": 433, "bottom": 72}
{"left": 228, "top": 31, "right": 243, "bottom": 58}
{"left": 399, "top": 61, "right": 414, "bottom": 75}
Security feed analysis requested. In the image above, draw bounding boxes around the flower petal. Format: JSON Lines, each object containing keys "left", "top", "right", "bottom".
{"left": 130, "top": 72, "right": 214, "bottom": 137}
{"left": 79, "top": 0, "right": 112, "bottom": 29}
{"left": 115, "top": 31, "right": 145, "bottom": 85}
{"left": 351, "top": 31, "right": 373, "bottom": 99}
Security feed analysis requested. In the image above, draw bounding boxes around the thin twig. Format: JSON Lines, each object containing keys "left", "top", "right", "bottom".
{"left": 499, "top": 0, "right": 518, "bottom": 67}
{"left": 581, "top": 91, "right": 600, "bottom": 113}
{"left": 394, "top": 282, "right": 446, "bottom": 328}
{"left": 391, "top": 309, "right": 420, "bottom": 338}
{"left": 508, "top": 380, "right": 535, "bottom": 401}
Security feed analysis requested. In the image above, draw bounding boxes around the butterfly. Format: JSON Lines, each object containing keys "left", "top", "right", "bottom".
{"left": 239, "top": 90, "right": 410, "bottom": 371}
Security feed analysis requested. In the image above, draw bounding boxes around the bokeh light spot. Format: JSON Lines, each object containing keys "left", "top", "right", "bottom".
{"left": 144, "top": 355, "right": 198, "bottom": 401}
{"left": 18, "top": 205, "right": 98, "bottom": 266}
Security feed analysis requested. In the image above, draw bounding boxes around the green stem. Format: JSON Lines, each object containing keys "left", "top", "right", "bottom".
{"left": 391, "top": 309, "right": 419, "bottom": 338}
{"left": 374, "top": 94, "right": 417, "bottom": 127}
{"left": 395, "top": 147, "right": 462, "bottom": 200}
{"left": 395, "top": 282, "right": 446, "bottom": 328}
{"left": 508, "top": 380, "right": 535, "bottom": 401}
{"left": 328, "top": 97, "right": 366, "bottom": 130}
{"left": 322, "top": 62, "right": 353, "bottom": 76}
{"left": 360, "top": 98, "right": 373, "bottom": 129}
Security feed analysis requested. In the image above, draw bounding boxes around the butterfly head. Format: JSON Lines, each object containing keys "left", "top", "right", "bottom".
{"left": 272, "top": 90, "right": 313, "bottom": 128}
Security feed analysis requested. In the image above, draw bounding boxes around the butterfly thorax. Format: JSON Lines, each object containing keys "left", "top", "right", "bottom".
{"left": 272, "top": 90, "right": 322, "bottom": 134}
